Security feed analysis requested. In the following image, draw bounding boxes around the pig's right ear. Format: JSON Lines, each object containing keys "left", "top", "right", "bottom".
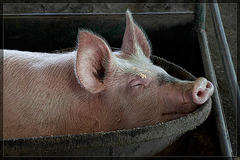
{"left": 75, "top": 31, "right": 115, "bottom": 94}
{"left": 121, "top": 10, "right": 151, "bottom": 58}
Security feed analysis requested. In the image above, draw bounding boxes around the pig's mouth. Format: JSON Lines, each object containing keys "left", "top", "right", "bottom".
{"left": 161, "top": 111, "right": 189, "bottom": 122}
{"left": 162, "top": 111, "right": 188, "bottom": 116}
{"left": 161, "top": 97, "right": 199, "bottom": 118}
{"left": 161, "top": 103, "right": 199, "bottom": 117}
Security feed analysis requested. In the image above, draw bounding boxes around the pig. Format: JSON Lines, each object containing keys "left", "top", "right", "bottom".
{"left": 3, "top": 10, "right": 214, "bottom": 139}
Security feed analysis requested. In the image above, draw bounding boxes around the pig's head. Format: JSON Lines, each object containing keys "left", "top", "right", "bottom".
{"left": 75, "top": 10, "right": 214, "bottom": 130}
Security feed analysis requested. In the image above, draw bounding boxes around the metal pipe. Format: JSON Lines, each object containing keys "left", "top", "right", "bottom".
{"left": 198, "top": 30, "right": 233, "bottom": 158}
{"left": 194, "top": 1, "right": 206, "bottom": 31}
{"left": 209, "top": 1, "right": 240, "bottom": 156}
{"left": 195, "top": 2, "right": 233, "bottom": 157}
{"left": 2, "top": 12, "right": 194, "bottom": 19}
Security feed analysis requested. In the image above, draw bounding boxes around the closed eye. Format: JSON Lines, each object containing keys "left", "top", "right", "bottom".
{"left": 129, "top": 76, "right": 151, "bottom": 89}
{"left": 129, "top": 79, "right": 144, "bottom": 88}
{"left": 130, "top": 83, "right": 143, "bottom": 88}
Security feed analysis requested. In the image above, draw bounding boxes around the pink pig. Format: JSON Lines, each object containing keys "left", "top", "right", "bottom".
{"left": 3, "top": 10, "right": 214, "bottom": 139}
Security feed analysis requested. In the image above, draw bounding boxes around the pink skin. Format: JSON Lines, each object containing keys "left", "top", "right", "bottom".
{"left": 192, "top": 78, "right": 214, "bottom": 105}
{"left": 3, "top": 10, "right": 214, "bottom": 139}
{"left": 104, "top": 73, "right": 214, "bottom": 128}
{"left": 156, "top": 77, "right": 214, "bottom": 122}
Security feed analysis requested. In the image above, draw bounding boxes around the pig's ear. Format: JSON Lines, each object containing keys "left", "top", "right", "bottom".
{"left": 121, "top": 10, "right": 151, "bottom": 58}
{"left": 75, "top": 31, "right": 114, "bottom": 94}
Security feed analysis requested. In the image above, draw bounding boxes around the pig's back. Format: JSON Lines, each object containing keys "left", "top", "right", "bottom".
{"left": 3, "top": 50, "right": 84, "bottom": 138}
{"left": 3, "top": 50, "right": 74, "bottom": 67}
{"left": 3, "top": 50, "right": 76, "bottom": 92}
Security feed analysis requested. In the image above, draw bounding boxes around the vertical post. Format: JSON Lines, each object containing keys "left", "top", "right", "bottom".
{"left": 209, "top": 4, "right": 240, "bottom": 156}
{"left": 195, "top": 1, "right": 233, "bottom": 157}
{"left": 194, "top": 0, "right": 206, "bottom": 31}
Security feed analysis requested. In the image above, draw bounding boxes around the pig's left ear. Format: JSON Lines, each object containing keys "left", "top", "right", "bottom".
{"left": 75, "top": 31, "right": 115, "bottom": 94}
{"left": 121, "top": 10, "right": 151, "bottom": 58}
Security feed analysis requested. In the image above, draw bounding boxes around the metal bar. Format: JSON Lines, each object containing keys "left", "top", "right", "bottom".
{"left": 209, "top": 1, "right": 240, "bottom": 156}
{"left": 195, "top": 1, "right": 233, "bottom": 157}
{"left": 2, "top": 12, "right": 194, "bottom": 19}
{"left": 2, "top": 12, "right": 194, "bottom": 16}
{"left": 198, "top": 30, "right": 233, "bottom": 158}
{"left": 194, "top": 0, "right": 206, "bottom": 31}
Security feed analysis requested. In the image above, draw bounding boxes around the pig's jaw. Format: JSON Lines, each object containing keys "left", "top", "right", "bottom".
{"left": 160, "top": 96, "right": 191, "bottom": 121}
{"left": 160, "top": 100, "right": 201, "bottom": 122}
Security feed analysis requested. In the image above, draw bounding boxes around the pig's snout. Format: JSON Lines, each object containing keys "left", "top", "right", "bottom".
{"left": 192, "top": 77, "right": 214, "bottom": 105}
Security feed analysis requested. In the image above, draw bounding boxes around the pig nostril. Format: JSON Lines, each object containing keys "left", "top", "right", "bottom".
{"left": 193, "top": 78, "right": 214, "bottom": 105}
{"left": 206, "top": 83, "right": 211, "bottom": 89}
{"left": 197, "top": 91, "right": 203, "bottom": 97}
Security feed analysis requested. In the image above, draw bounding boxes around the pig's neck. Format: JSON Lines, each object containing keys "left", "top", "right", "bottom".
{"left": 44, "top": 52, "right": 115, "bottom": 135}
{"left": 3, "top": 51, "right": 117, "bottom": 139}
